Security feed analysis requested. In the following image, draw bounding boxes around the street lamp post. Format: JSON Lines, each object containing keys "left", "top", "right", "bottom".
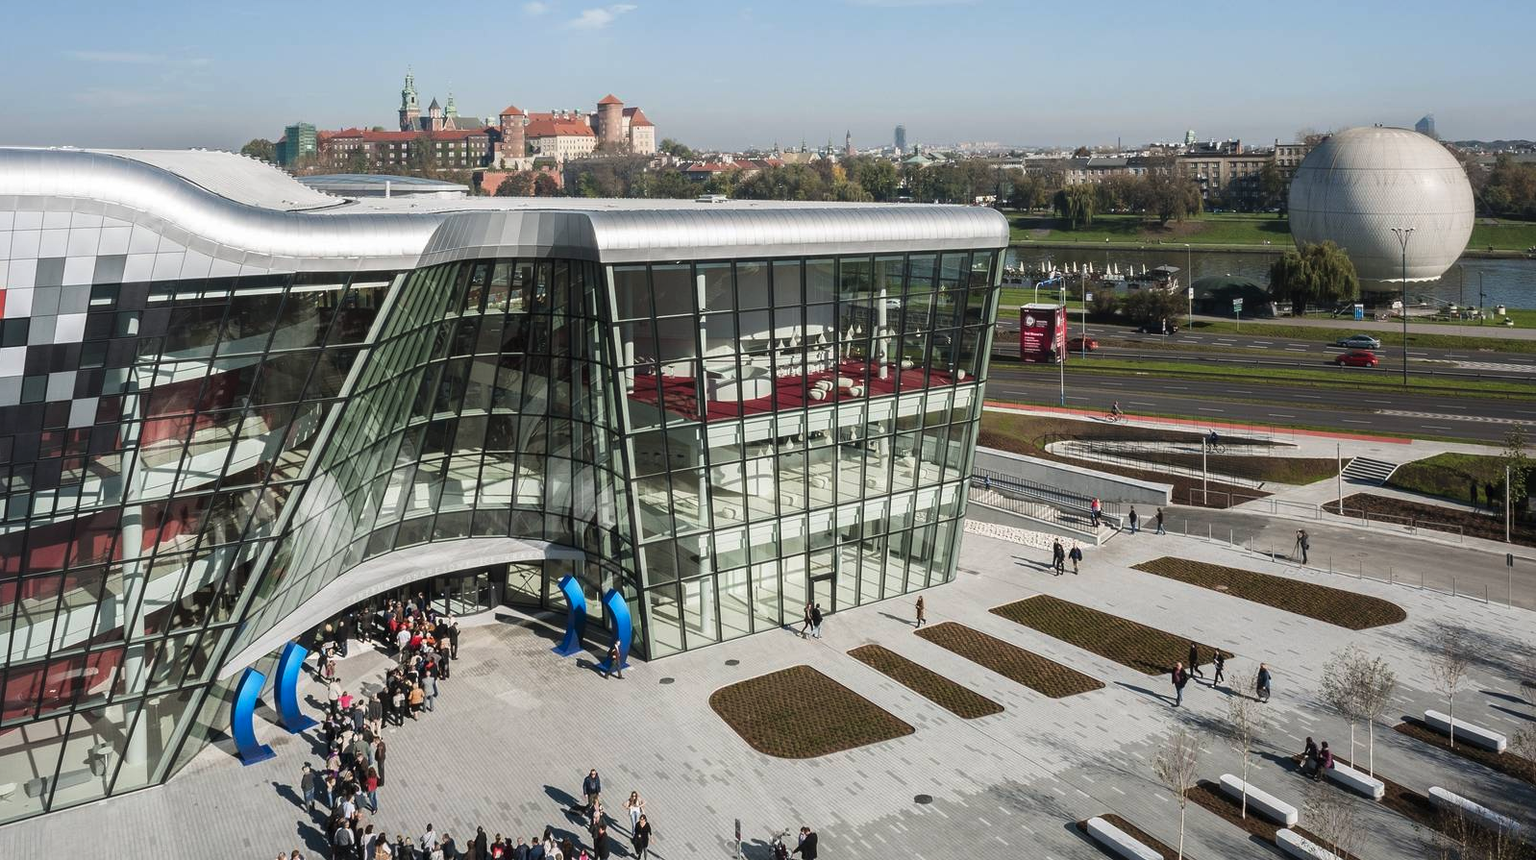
{"left": 1478, "top": 270, "right": 1486, "bottom": 326}
{"left": 1390, "top": 226, "right": 1415, "bottom": 386}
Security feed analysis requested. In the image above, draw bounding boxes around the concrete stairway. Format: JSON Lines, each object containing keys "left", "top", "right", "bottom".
{"left": 1340, "top": 456, "right": 1398, "bottom": 485}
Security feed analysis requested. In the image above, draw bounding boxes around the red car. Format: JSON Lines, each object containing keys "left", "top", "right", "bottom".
{"left": 1066, "top": 336, "right": 1099, "bottom": 352}
{"left": 1334, "top": 349, "right": 1379, "bottom": 368}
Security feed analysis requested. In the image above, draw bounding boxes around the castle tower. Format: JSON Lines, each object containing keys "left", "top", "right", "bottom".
{"left": 498, "top": 104, "right": 528, "bottom": 166}
{"left": 399, "top": 70, "right": 420, "bottom": 132}
{"left": 444, "top": 92, "right": 459, "bottom": 130}
{"left": 427, "top": 97, "right": 444, "bottom": 132}
{"left": 844, "top": 130, "right": 855, "bottom": 157}
{"left": 596, "top": 93, "right": 624, "bottom": 148}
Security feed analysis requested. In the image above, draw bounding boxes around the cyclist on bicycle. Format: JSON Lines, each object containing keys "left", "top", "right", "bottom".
{"left": 1208, "top": 429, "right": 1220, "bottom": 447}
{"left": 1109, "top": 401, "right": 1123, "bottom": 420}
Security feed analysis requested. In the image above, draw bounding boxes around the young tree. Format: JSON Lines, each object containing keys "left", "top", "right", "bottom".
{"left": 1431, "top": 624, "right": 1471, "bottom": 749}
{"left": 1321, "top": 646, "right": 1367, "bottom": 765}
{"left": 1304, "top": 781, "right": 1363, "bottom": 860}
{"left": 1223, "top": 693, "right": 1269, "bottom": 819}
{"left": 1502, "top": 426, "right": 1530, "bottom": 512}
{"left": 240, "top": 138, "right": 277, "bottom": 163}
{"left": 1153, "top": 727, "right": 1203, "bottom": 860}
{"left": 1351, "top": 654, "right": 1398, "bottom": 777}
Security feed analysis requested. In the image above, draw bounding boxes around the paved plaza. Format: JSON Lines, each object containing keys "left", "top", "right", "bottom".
{"left": 4, "top": 520, "right": 1534, "bottom": 859}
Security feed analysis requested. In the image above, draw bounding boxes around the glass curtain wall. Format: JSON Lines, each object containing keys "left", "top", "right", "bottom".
{"left": 0, "top": 270, "right": 390, "bottom": 823}
{"left": 614, "top": 250, "right": 999, "bottom": 656}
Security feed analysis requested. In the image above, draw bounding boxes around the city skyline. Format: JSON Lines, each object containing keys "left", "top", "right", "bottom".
{"left": 9, "top": 0, "right": 1534, "bottom": 152}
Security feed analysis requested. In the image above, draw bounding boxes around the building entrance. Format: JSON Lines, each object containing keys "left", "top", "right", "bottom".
{"left": 432, "top": 570, "right": 497, "bottom": 616}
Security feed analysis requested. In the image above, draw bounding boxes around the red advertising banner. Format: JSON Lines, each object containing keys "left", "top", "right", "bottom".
{"left": 1019, "top": 304, "right": 1066, "bottom": 363}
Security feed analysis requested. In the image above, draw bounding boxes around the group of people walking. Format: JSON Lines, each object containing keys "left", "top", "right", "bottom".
{"left": 1049, "top": 539, "right": 1085, "bottom": 575}
{"left": 798, "top": 601, "right": 825, "bottom": 638}
{"left": 1171, "top": 642, "right": 1272, "bottom": 707}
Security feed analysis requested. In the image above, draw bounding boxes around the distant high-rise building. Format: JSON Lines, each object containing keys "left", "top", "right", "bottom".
{"left": 276, "top": 122, "right": 317, "bottom": 166}
{"left": 895, "top": 124, "right": 907, "bottom": 154}
{"left": 1415, "top": 114, "right": 1437, "bottom": 140}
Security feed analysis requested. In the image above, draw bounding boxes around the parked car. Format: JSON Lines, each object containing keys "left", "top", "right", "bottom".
{"left": 1334, "top": 349, "right": 1379, "bottom": 368}
{"left": 1335, "top": 334, "right": 1382, "bottom": 349}
{"left": 1066, "top": 336, "right": 1099, "bottom": 352}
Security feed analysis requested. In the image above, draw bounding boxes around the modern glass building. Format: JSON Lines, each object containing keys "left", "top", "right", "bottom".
{"left": 0, "top": 147, "right": 1008, "bottom": 823}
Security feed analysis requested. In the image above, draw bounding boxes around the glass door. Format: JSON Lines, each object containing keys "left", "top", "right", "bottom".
{"left": 811, "top": 574, "right": 835, "bottom": 615}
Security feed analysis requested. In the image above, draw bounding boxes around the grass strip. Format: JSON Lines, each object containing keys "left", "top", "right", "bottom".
{"left": 1000, "top": 356, "right": 1535, "bottom": 396}
{"left": 708, "top": 665, "right": 913, "bottom": 759}
{"left": 1325, "top": 492, "right": 1536, "bottom": 548}
{"left": 990, "top": 595, "right": 1230, "bottom": 676}
{"left": 1388, "top": 452, "right": 1510, "bottom": 507}
{"left": 848, "top": 643, "right": 1004, "bottom": 719}
{"left": 1394, "top": 718, "right": 1536, "bottom": 785}
{"left": 1132, "top": 557, "right": 1406, "bottom": 630}
{"left": 1074, "top": 813, "right": 1185, "bottom": 860}
{"left": 915, "top": 621, "right": 1103, "bottom": 698}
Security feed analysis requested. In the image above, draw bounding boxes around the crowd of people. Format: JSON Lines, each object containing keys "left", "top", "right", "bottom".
{"left": 277, "top": 595, "right": 678, "bottom": 860}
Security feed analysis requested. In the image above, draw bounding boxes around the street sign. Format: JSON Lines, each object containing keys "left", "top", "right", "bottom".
{"left": 1232, "top": 297, "right": 1244, "bottom": 313}
{"left": 1188, "top": 287, "right": 1194, "bottom": 299}
{"left": 1085, "top": 292, "right": 1094, "bottom": 301}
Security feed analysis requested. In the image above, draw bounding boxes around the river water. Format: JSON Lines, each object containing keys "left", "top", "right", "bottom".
{"left": 1004, "top": 246, "right": 1536, "bottom": 310}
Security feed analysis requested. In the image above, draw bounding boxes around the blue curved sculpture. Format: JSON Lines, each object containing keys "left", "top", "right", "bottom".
{"left": 598, "top": 588, "right": 633, "bottom": 674}
{"left": 552, "top": 574, "right": 588, "bottom": 657}
{"left": 232, "top": 667, "right": 276, "bottom": 765}
{"left": 274, "top": 641, "right": 318, "bottom": 733}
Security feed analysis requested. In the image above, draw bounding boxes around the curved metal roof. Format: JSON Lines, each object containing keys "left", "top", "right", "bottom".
{"left": 0, "top": 147, "right": 1009, "bottom": 273}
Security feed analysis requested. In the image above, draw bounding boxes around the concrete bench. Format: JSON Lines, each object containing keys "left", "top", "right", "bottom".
{"left": 1323, "top": 760, "right": 1385, "bottom": 801}
{"left": 1428, "top": 787, "right": 1524, "bottom": 835}
{"left": 1276, "top": 828, "right": 1339, "bottom": 860}
{"left": 1219, "top": 773, "right": 1298, "bottom": 826}
{"left": 1084, "top": 817, "right": 1161, "bottom": 860}
{"left": 1423, "top": 710, "right": 1508, "bottom": 753}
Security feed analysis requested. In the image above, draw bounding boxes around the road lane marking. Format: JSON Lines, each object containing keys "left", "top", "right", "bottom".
{"left": 1268, "top": 413, "right": 1296, "bottom": 418}
{"left": 1198, "top": 407, "right": 1225, "bottom": 412}
{"left": 1376, "top": 409, "right": 1536, "bottom": 426}
{"left": 1422, "top": 425, "right": 1453, "bottom": 430}
{"left": 1296, "top": 394, "right": 1321, "bottom": 399}
{"left": 1130, "top": 401, "right": 1156, "bottom": 406}
{"left": 1343, "top": 419, "right": 1371, "bottom": 424}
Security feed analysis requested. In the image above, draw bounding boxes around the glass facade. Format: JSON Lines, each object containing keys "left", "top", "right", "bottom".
{"left": 0, "top": 147, "right": 1007, "bottom": 825}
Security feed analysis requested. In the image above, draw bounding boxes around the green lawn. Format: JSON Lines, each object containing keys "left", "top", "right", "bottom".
{"left": 999, "top": 355, "right": 1536, "bottom": 397}
{"left": 1006, "top": 210, "right": 1536, "bottom": 252}
{"left": 1387, "top": 452, "right": 1510, "bottom": 505}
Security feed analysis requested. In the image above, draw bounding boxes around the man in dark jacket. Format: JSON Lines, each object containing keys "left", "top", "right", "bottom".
{"left": 791, "top": 827, "right": 818, "bottom": 860}
{"left": 583, "top": 769, "right": 602, "bottom": 812}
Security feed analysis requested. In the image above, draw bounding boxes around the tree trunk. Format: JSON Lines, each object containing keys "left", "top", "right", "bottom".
{"left": 1448, "top": 695, "right": 1456, "bottom": 749}
{"left": 1240, "top": 755, "right": 1249, "bottom": 819}
{"left": 1177, "top": 804, "right": 1186, "bottom": 860}
{"left": 1368, "top": 720, "right": 1375, "bottom": 777}
{"left": 1349, "top": 722, "right": 1357, "bottom": 766}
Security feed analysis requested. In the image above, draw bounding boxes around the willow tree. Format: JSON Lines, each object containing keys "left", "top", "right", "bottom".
{"left": 1268, "top": 241, "right": 1359, "bottom": 315}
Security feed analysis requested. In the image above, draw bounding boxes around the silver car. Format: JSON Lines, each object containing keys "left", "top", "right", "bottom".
{"left": 1336, "top": 334, "right": 1382, "bottom": 349}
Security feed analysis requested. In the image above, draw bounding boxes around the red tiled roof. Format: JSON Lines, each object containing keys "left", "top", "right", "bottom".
{"left": 597, "top": 94, "right": 623, "bottom": 105}
{"left": 525, "top": 117, "right": 594, "bottom": 138}
{"left": 623, "top": 107, "right": 654, "bottom": 128}
{"left": 499, "top": 105, "right": 526, "bottom": 116}
{"left": 684, "top": 162, "right": 740, "bottom": 173}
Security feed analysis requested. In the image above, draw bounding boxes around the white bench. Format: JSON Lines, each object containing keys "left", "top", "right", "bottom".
{"left": 1323, "top": 760, "right": 1385, "bottom": 801}
{"left": 1276, "top": 828, "right": 1339, "bottom": 860}
{"left": 1084, "top": 817, "right": 1160, "bottom": 860}
{"left": 1219, "top": 773, "right": 1298, "bottom": 826}
{"left": 1428, "top": 786, "right": 1524, "bottom": 835}
{"left": 1423, "top": 710, "right": 1508, "bottom": 753}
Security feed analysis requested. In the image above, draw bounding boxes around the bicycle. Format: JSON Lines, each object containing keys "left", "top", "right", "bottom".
{"left": 1103, "top": 411, "right": 1123, "bottom": 423}
{"left": 768, "top": 828, "right": 792, "bottom": 860}
{"left": 1208, "top": 443, "right": 1228, "bottom": 455}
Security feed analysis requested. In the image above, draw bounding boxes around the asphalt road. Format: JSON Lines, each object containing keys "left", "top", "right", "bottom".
{"left": 985, "top": 364, "right": 1536, "bottom": 442}
{"left": 993, "top": 320, "right": 1536, "bottom": 380}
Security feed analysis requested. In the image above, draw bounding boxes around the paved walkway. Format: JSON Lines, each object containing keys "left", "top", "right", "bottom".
{"left": 2, "top": 527, "right": 1533, "bottom": 859}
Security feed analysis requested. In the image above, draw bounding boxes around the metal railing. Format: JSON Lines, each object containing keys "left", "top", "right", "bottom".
{"left": 1051, "top": 436, "right": 1279, "bottom": 489}
{"left": 1173, "top": 488, "right": 1467, "bottom": 542}
{"left": 968, "top": 468, "right": 1121, "bottom": 530}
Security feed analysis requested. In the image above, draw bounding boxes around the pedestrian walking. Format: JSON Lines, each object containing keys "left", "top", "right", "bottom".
{"left": 1089, "top": 497, "right": 1102, "bottom": 527}
{"left": 1256, "top": 662, "right": 1272, "bottom": 703}
{"left": 1155, "top": 507, "right": 1165, "bottom": 535}
{"left": 914, "top": 595, "right": 926, "bottom": 628}
{"left": 1188, "top": 641, "right": 1204, "bottom": 679}
{"left": 1171, "top": 661, "right": 1189, "bottom": 707}
{"left": 810, "top": 603, "right": 823, "bottom": 638}
{"left": 365, "top": 767, "right": 380, "bottom": 813}
{"left": 1068, "top": 543, "right": 1082, "bottom": 574}
{"left": 623, "top": 791, "right": 645, "bottom": 831}
{"left": 1128, "top": 506, "right": 1139, "bottom": 534}
{"left": 1212, "top": 651, "right": 1226, "bottom": 687}
{"left": 1293, "top": 529, "right": 1310, "bottom": 564}
{"left": 606, "top": 641, "right": 624, "bottom": 680}
{"left": 632, "top": 814, "right": 653, "bottom": 860}
{"left": 791, "top": 826, "right": 819, "bottom": 860}
{"left": 1051, "top": 539, "right": 1065, "bottom": 576}
{"left": 1470, "top": 479, "right": 1480, "bottom": 511}
{"left": 374, "top": 738, "right": 387, "bottom": 786}
{"left": 583, "top": 769, "right": 602, "bottom": 813}
{"left": 799, "top": 602, "right": 814, "bottom": 639}
{"left": 300, "top": 763, "right": 316, "bottom": 813}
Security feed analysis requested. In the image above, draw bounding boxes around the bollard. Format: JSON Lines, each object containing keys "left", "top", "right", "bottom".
{"left": 1230, "top": 528, "right": 1234, "bottom": 548}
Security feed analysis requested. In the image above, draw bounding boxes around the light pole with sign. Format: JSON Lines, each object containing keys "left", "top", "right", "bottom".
{"left": 1082, "top": 291, "right": 1091, "bottom": 358}
{"left": 1232, "top": 296, "right": 1243, "bottom": 332}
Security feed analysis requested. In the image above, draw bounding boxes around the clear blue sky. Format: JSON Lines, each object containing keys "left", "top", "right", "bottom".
{"left": 6, "top": 0, "right": 1533, "bottom": 151}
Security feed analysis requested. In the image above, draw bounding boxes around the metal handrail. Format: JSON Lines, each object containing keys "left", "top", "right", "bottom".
{"left": 968, "top": 468, "right": 1121, "bottom": 527}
